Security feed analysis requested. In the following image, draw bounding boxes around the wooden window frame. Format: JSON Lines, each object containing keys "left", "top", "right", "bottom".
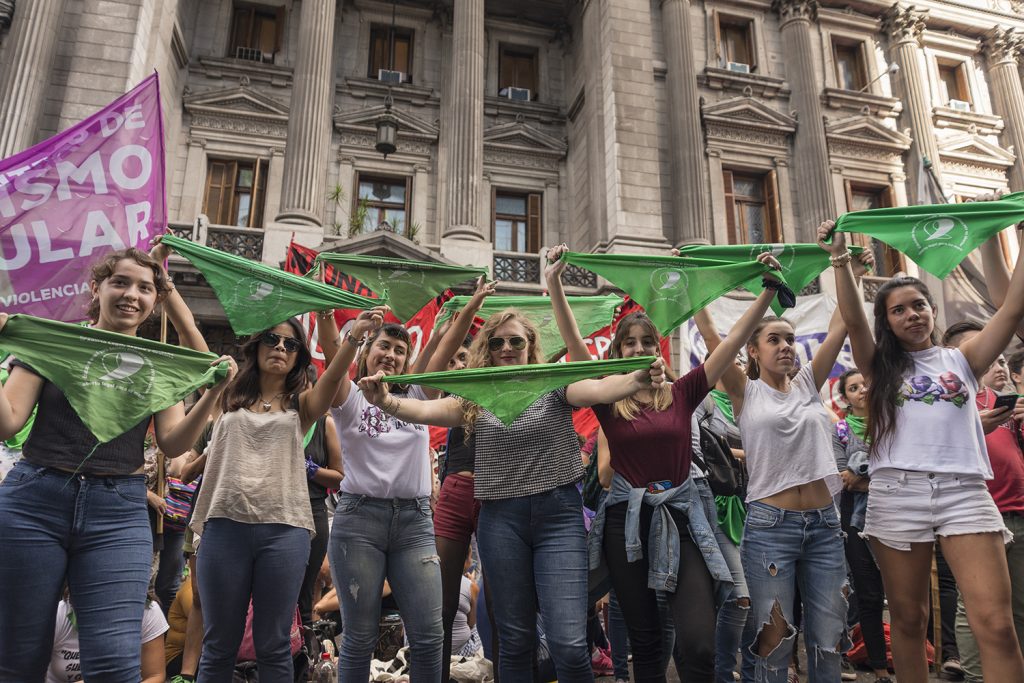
{"left": 722, "top": 169, "right": 781, "bottom": 245}
{"left": 368, "top": 25, "right": 414, "bottom": 81}
{"left": 831, "top": 37, "right": 869, "bottom": 91}
{"left": 228, "top": 3, "right": 284, "bottom": 63}
{"left": 491, "top": 189, "right": 542, "bottom": 253}
{"left": 497, "top": 45, "right": 539, "bottom": 98}
{"left": 354, "top": 173, "right": 411, "bottom": 233}
{"left": 712, "top": 11, "right": 757, "bottom": 71}
{"left": 203, "top": 158, "right": 269, "bottom": 229}
{"left": 936, "top": 59, "right": 972, "bottom": 106}
{"left": 844, "top": 180, "right": 904, "bottom": 276}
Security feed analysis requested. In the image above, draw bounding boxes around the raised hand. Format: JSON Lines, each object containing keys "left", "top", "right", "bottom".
{"left": 149, "top": 233, "right": 172, "bottom": 264}
{"left": 470, "top": 275, "right": 497, "bottom": 304}
{"left": 543, "top": 244, "right": 570, "bottom": 284}
{"left": 357, "top": 370, "right": 388, "bottom": 406}
{"left": 817, "top": 219, "right": 846, "bottom": 256}
{"left": 852, "top": 248, "right": 875, "bottom": 279}
{"left": 210, "top": 354, "right": 239, "bottom": 386}
{"left": 757, "top": 251, "right": 783, "bottom": 282}
{"left": 352, "top": 305, "right": 389, "bottom": 339}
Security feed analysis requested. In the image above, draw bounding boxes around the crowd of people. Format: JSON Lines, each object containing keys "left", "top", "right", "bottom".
{"left": 0, "top": 197, "right": 1023, "bottom": 683}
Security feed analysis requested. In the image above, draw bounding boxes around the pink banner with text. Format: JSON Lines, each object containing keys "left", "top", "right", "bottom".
{"left": 0, "top": 73, "right": 166, "bottom": 321}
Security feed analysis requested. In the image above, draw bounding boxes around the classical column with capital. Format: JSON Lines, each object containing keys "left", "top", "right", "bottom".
{"left": 442, "top": 0, "right": 485, "bottom": 242}
{"left": 661, "top": 0, "right": 709, "bottom": 245}
{"left": 0, "top": 0, "right": 67, "bottom": 158}
{"left": 983, "top": 27, "right": 1024, "bottom": 190}
{"left": 773, "top": 0, "right": 836, "bottom": 242}
{"left": 882, "top": 4, "right": 941, "bottom": 203}
{"left": 275, "top": 0, "right": 337, "bottom": 227}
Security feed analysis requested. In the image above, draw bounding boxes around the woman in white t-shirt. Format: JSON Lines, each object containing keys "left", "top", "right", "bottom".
{"left": 48, "top": 597, "right": 168, "bottom": 683}
{"left": 822, "top": 220, "right": 1024, "bottom": 683}
{"left": 719, "top": 251, "right": 872, "bottom": 683}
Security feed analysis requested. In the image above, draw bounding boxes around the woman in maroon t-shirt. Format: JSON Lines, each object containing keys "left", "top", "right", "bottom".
{"left": 548, "top": 245, "right": 785, "bottom": 683}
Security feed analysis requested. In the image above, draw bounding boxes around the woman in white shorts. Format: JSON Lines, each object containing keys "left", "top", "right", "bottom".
{"left": 821, "top": 221, "right": 1024, "bottom": 683}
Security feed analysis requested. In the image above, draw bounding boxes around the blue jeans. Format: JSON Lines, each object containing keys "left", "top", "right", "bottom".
{"left": 740, "top": 502, "right": 850, "bottom": 683}
{"left": 0, "top": 461, "right": 151, "bottom": 682}
{"left": 477, "top": 484, "right": 594, "bottom": 683}
{"left": 197, "top": 518, "right": 310, "bottom": 683}
{"left": 608, "top": 590, "right": 631, "bottom": 680}
{"left": 329, "top": 494, "right": 443, "bottom": 683}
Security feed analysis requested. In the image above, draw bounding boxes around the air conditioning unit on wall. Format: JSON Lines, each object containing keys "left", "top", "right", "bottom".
{"left": 378, "top": 69, "right": 407, "bottom": 84}
{"left": 501, "top": 87, "right": 532, "bottom": 101}
{"left": 948, "top": 98, "right": 971, "bottom": 112}
{"left": 726, "top": 61, "right": 751, "bottom": 73}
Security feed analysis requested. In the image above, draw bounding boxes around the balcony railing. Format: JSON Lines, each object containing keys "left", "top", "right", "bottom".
{"left": 493, "top": 251, "right": 541, "bottom": 284}
{"left": 166, "top": 216, "right": 265, "bottom": 260}
{"left": 862, "top": 275, "right": 886, "bottom": 303}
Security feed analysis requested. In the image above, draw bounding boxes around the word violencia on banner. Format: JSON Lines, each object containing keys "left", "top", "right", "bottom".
{"left": 0, "top": 73, "right": 166, "bottom": 321}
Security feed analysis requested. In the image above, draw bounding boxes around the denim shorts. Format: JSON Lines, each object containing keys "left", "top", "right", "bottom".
{"left": 863, "top": 468, "right": 1012, "bottom": 551}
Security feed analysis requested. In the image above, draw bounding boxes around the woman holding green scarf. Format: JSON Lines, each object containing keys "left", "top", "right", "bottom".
{"left": 832, "top": 369, "right": 891, "bottom": 682}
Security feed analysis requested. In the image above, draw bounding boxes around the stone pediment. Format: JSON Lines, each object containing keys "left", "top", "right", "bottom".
{"left": 332, "top": 105, "right": 439, "bottom": 140}
{"left": 184, "top": 85, "right": 289, "bottom": 138}
{"left": 483, "top": 120, "right": 567, "bottom": 157}
{"left": 938, "top": 133, "right": 1015, "bottom": 170}
{"left": 826, "top": 115, "right": 912, "bottom": 155}
{"left": 702, "top": 97, "right": 797, "bottom": 133}
{"left": 702, "top": 97, "right": 796, "bottom": 150}
{"left": 319, "top": 229, "right": 453, "bottom": 265}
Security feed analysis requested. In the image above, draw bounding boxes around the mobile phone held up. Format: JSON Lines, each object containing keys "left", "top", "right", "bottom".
{"left": 993, "top": 393, "right": 1021, "bottom": 411}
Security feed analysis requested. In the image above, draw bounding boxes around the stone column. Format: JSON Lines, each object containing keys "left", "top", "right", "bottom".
{"left": 275, "top": 0, "right": 337, "bottom": 227}
{"left": 0, "top": 0, "right": 67, "bottom": 158}
{"left": 882, "top": 4, "right": 941, "bottom": 204}
{"left": 983, "top": 27, "right": 1024, "bottom": 190}
{"left": 773, "top": 0, "right": 836, "bottom": 242}
{"left": 661, "top": 0, "right": 709, "bottom": 245}
{"left": 442, "top": 0, "right": 485, "bottom": 241}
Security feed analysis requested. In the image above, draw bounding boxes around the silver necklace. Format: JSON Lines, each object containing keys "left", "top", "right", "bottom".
{"left": 259, "top": 393, "right": 285, "bottom": 411}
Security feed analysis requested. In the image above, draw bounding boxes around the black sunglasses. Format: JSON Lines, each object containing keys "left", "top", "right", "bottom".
{"left": 487, "top": 336, "right": 528, "bottom": 352}
{"left": 259, "top": 332, "right": 302, "bottom": 354}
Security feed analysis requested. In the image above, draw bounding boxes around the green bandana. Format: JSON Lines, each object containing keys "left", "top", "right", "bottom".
{"left": 382, "top": 356, "right": 656, "bottom": 425}
{"left": 0, "top": 367, "right": 35, "bottom": 449}
{"left": 832, "top": 192, "right": 1024, "bottom": 279}
{"left": 709, "top": 389, "right": 735, "bottom": 426}
{"left": 162, "top": 235, "right": 382, "bottom": 335}
{"left": 0, "top": 315, "right": 229, "bottom": 443}
{"left": 314, "top": 253, "right": 487, "bottom": 322}
{"left": 433, "top": 295, "right": 622, "bottom": 360}
{"left": 676, "top": 244, "right": 865, "bottom": 314}
{"left": 560, "top": 252, "right": 780, "bottom": 334}
{"left": 844, "top": 414, "right": 868, "bottom": 442}
{"left": 715, "top": 494, "right": 746, "bottom": 546}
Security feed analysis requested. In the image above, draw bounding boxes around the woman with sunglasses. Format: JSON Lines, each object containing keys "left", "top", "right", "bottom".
{"left": 189, "top": 310, "right": 382, "bottom": 682}
{"left": 356, "top": 269, "right": 666, "bottom": 683}
{"left": 316, "top": 309, "right": 446, "bottom": 683}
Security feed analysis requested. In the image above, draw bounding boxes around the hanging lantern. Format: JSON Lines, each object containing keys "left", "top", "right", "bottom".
{"left": 375, "top": 93, "right": 399, "bottom": 159}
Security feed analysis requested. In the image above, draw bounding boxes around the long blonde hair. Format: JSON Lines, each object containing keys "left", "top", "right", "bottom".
{"left": 608, "top": 312, "right": 675, "bottom": 420}
{"left": 462, "top": 309, "right": 544, "bottom": 430}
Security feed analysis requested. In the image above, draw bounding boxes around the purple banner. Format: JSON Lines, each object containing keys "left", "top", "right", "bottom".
{"left": 0, "top": 73, "right": 166, "bottom": 321}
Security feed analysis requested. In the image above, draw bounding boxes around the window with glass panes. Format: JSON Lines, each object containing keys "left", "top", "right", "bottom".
{"left": 936, "top": 60, "right": 972, "bottom": 106}
{"left": 368, "top": 26, "right": 413, "bottom": 80}
{"left": 203, "top": 158, "right": 268, "bottom": 228}
{"left": 356, "top": 175, "right": 409, "bottom": 234}
{"left": 229, "top": 4, "right": 283, "bottom": 63}
{"left": 713, "top": 13, "right": 756, "bottom": 70}
{"left": 722, "top": 170, "right": 781, "bottom": 244}
{"left": 492, "top": 191, "right": 541, "bottom": 253}
{"left": 844, "top": 181, "right": 902, "bottom": 276}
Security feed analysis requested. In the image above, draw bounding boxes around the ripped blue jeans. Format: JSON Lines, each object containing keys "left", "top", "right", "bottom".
{"left": 329, "top": 494, "right": 443, "bottom": 683}
{"left": 740, "top": 502, "right": 850, "bottom": 683}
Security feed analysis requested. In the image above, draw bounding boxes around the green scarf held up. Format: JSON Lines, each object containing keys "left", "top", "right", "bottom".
{"left": 0, "top": 315, "right": 229, "bottom": 443}
{"left": 675, "top": 243, "right": 865, "bottom": 314}
{"left": 162, "top": 234, "right": 382, "bottom": 335}
{"left": 559, "top": 252, "right": 782, "bottom": 335}
{"left": 433, "top": 294, "right": 622, "bottom": 361}
{"left": 832, "top": 192, "right": 1024, "bottom": 279}
{"left": 313, "top": 253, "right": 487, "bottom": 322}
{"left": 708, "top": 389, "right": 735, "bottom": 426}
{"left": 382, "top": 356, "right": 656, "bottom": 426}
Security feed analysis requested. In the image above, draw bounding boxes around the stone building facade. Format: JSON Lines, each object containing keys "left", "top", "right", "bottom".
{"left": 1, "top": 0, "right": 1022, "bottom": 337}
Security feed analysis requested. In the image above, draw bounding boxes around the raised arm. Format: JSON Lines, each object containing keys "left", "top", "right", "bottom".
{"left": 818, "top": 222, "right": 876, "bottom": 380}
{"left": 0, "top": 337, "right": 44, "bottom": 439}
{"left": 961, "top": 242, "right": 1024, "bottom": 377}
{"left": 546, "top": 245, "right": 592, "bottom": 362}
{"left": 318, "top": 305, "right": 389, "bottom": 407}
{"left": 418, "top": 277, "right": 496, "bottom": 376}
{"left": 154, "top": 356, "right": 237, "bottom": 458}
{"left": 357, "top": 371, "right": 465, "bottom": 427}
{"left": 705, "top": 253, "right": 782, "bottom": 388}
{"left": 566, "top": 359, "right": 665, "bottom": 407}
{"left": 151, "top": 235, "right": 209, "bottom": 352}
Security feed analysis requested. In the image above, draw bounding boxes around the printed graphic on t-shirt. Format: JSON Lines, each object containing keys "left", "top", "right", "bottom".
{"left": 357, "top": 404, "right": 426, "bottom": 438}
{"left": 898, "top": 371, "right": 969, "bottom": 408}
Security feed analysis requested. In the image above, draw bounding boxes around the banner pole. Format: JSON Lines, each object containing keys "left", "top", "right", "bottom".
{"left": 155, "top": 307, "right": 168, "bottom": 538}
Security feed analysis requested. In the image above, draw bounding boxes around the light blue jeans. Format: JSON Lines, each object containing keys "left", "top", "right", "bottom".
{"left": 329, "top": 494, "right": 443, "bottom": 683}
{"left": 477, "top": 484, "right": 594, "bottom": 683}
{"left": 740, "top": 501, "right": 850, "bottom": 683}
{"left": 0, "top": 461, "right": 152, "bottom": 682}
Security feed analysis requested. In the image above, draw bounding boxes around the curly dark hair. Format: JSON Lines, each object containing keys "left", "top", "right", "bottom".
{"left": 86, "top": 248, "right": 171, "bottom": 323}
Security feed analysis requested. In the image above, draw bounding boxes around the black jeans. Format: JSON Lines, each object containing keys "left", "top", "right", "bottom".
{"left": 298, "top": 499, "right": 330, "bottom": 627}
{"left": 841, "top": 492, "right": 887, "bottom": 671}
{"left": 603, "top": 502, "right": 716, "bottom": 683}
